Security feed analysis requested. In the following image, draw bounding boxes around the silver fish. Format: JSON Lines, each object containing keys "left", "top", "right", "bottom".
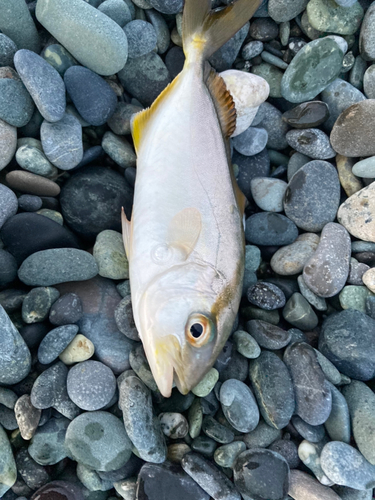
{"left": 122, "top": 0, "right": 261, "bottom": 397}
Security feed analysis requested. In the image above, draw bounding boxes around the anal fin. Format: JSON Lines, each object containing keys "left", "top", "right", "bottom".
{"left": 206, "top": 67, "right": 237, "bottom": 138}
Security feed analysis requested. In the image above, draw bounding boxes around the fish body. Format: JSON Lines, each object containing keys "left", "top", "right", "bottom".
{"left": 123, "top": 0, "right": 261, "bottom": 397}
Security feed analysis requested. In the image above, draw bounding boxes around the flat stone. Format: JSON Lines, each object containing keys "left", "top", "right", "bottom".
{"left": 282, "top": 101, "right": 329, "bottom": 129}
{"left": 268, "top": 0, "right": 309, "bottom": 22}
{"left": 245, "top": 212, "right": 298, "bottom": 246}
{"left": 41, "top": 113, "right": 83, "bottom": 170}
{"left": 102, "top": 131, "right": 136, "bottom": 169}
{"left": 319, "top": 309, "right": 375, "bottom": 380}
{"left": 0, "top": 185, "right": 17, "bottom": 230}
{"left": 219, "top": 379, "right": 259, "bottom": 433}
{"left": 284, "top": 342, "right": 332, "bottom": 426}
{"left": 360, "top": 2, "right": 375, "bottom": 61}
{"left": 119, "top": 375, "right": 166, "bottom": 463}
{"left": 65, "top": 411, "right": 132, "bottom": 471}
{"left": 306, "top": 0, "right": 363, "bottom": 35}
{"left": 18, "top": 248, "right": 98, "bottom": 286}
{"left": 36, "top": 0, "right": 128, "bottom": 75}
{"left": 234, "top": 448, "right": 290, "bottom": 500}
{"left": 14, "top": 49, "right": 66, "bottom": 122}
{"left": 289, "top": 470, "right": 341, "bottom": 500}
{"left": 232, "top": 331, "right": 261, "bottom": 359}
{"left": 182, "top": 453, "right": 241, "bottom": 500}
{"left": 118, "top": 51, "right": 171, "bottom": 107}
{"left": 28, "top": 417, "right": 70, "bottom": 466}
{"left": 283, "top": 293, "right": 319, "bottom": 330}
{"left": 321, "top": 441, "right": 375, "bottom": 490}
{"left": 281, "top": 38, "right": 344, "bottom": 103}
{"left": 249, "top": 351, "right": 295, "bottom": 429}
{"left": 0, "top": 424, "right": 17, "bottom": 496}
{"left": 303, "top": 222, "right": 351, "bottom": 298}
{"left": 41, "top": 44, "right": 77, "bottom": 76}
{"left": 271, "top": 234, "right": 320, "bottom": 276}
{"left": 253, "top": 102, "right": 289, "bottom": 150}
{"left": 0, "top": 119, "right": 17, "bottom": 171}
{"left": 0, "top": 0, "right": 39, "bottom": 53}
{"left": 331, "top": 100, "right": 375, "bottom": 157}
{"left": 5, "top": 171, "right": 60, "bottom": 197}
{"left": 338, "top": 182, "right": 375, "bottom": 243}
{"left": 59, "top": 334, "right": 95, "bottom": 365}
{"left": 60, "top": 166, "right": 133, "bottom": 240}
{"left": 0, "top": 67, "right": 35, "bottom": 127}
{"left": 250, "top": 177, "right": 287, "bottom": 212}
{"left": 246, "top": 320, "right": 291, "bottom": 350}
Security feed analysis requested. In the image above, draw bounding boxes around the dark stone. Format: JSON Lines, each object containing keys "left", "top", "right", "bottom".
{"left": 18, "top": 195, "right": 43, "bottom": 212}
{"left": 191, "top": 436, "right": 217, "bottom": 458}
{"left": 165, "top": 46, "right": 185, "bottom": 80}
{"left": 19, "top": 323, "right": 49, "bottom": 350}
{"left": 247, "top": 282, "right": 286, "bottom": 311}
{"left": 49, "top": 293, "right": 83, "bottom": 326}
{"left": 0, "top": 66, "right": 35, "bottom": 127}
{"left": 233, "top": 148, "right": 271, "bottom": 200}
{"left": 202, "top": 415, "right": 234, "bottom": 444}
{"left": 282, "top": 101, "right": 329, "bottom": 129}
{"left": 146, "top": 0, "right": 183, "bottom": 14}
{"left": 291, "top": 415, "right": 325, "bottom": 443}
{"left": 16, "top": 448, "right": 50, "bottom": 490}
{"left": 124, "top": 20, "right": 157, "bottom": 59}
{"left": 5, "top": 170, "right": 60, "bottom": 197}
{"left": 209, "top": 23, "right": 249, "bottom": 72}
{"left": 245, "top": 212, "right": 298, "bottom": 247}
{"left": 246, "top": 320, "right": 291, "bottom": 350}
{"left": 30, "top": 481, "right": 84, "bottom": 500}
{"left": 268, "top": 439, "right": 300, "bottom": 469}
{"left": 0, "top": 249, "right": 17, "bottom": 286}
{"left": 107, "top": 102, "right": 142, "bottom": 136}
{"left": 249, "top": 18, "right": 279, "bottom": 41}
{"left": 38, "top": 324, "right": 78, "bottom": 364}
{"left": 219, "top": 379, "right": 260, "bottom": 433}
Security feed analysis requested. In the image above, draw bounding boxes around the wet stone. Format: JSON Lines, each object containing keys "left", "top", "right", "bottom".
{"left": 232, "top": 330, "right": 261, "bottom": 359}
{"left": 30, "top": 481, "right": 85, "bottom": 500}
{"left": 49, "top": 293, "right": 83, "bottom": 326}
{"left": 321, "top": 441, "right": 375, "bottom": 490}
{"left": 247, "top": 282, "right": 286, "bottom": 310}
{"left": 245, "top": 212, "right": 298, "bottom": 246}
{"left": 219, "top": 379, "right": 260, "bottom": 433}
{"left": 249, "top": 351, "right": 295, "bottom": 430}
{"left": 292, "top": 415, "right": 326, "bottom": 443}
{"left": 18, "top": 248, "right": 98, "bottom": 286}
{"left": 338, "top": 182, "right": 375, "bottom": 243}
{"left": 281, "top": 38, "right": 344, "bottom": 103}
{"left": 284, "top": 161, "right": 340, "bottom": 232}
{"left": 28, "top": 417, "right": 70, "bottom": 466}
{"left": 284, "top": 342, "right": 332, "bottom": 426}
{"left": 246, "top": 320, "right": 291, "bottom": 350}
{"left": 65, "top": 411, "right": 132, "bottom": 471}
{"left": 182, "top": 453, "right": 241, "bottom": 500}
{"left": 22, "top": 286, "right": 59, "bottom": 324}
{"left": 319, "top": 310, "right": 375, "bottom": 380}
{"left": 283, "top": 293, "right": 319, "bottom": 330}
{"left": 250, "top": 177, "right": 288, "bottom": 212}
{"left": 339, "top": 285, "right": 373, "bottom": 313}
{"left": 283, "top": 101, "right": 329, "bottom": 129}
{"left": 303, "top": 223, "right": 351, "bottom": 298}
{"left": 233, "top": 448, "right": 290, "bottom": 500}
{"left": 14, "top": 49, "right": 66, "bottom": 123}
{"left": 64, "top": 66, "right": 117, "bottom": 126}
{"left": 268, "top": 0, "right": 309, "bottom": 22}
{"left": 38, "top": 324, "right": 79, "bottom": 364}
{"left": 14, "top": 395, "right": 41, "bottom": 441}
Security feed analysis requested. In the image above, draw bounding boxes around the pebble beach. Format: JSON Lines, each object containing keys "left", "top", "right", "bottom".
{"left": 1, "top": 0, "right": 375, "bottom": 499}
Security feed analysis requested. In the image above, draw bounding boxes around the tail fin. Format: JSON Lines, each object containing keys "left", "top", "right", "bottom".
{"left": 182, "top": 0, "right": 261, "bottom": 62}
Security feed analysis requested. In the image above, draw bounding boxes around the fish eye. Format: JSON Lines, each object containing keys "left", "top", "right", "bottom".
{"left": 186, "top": 314, "right": 215, "bottom": 347}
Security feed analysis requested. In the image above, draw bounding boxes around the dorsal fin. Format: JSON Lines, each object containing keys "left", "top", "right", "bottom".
{"left": 206, "top": 67, "right": 237, "bottom": 138}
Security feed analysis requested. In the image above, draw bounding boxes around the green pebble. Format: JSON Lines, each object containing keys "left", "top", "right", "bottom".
{"left": 116, "top": 280, "right": 131, "bottom": 298}
{"left": 42, "top": 43, "right": 77, "bottom": 76}
{"left": 252, "top": 63, "right": 283, "bottom": 98}
{"left": 232, "top": 330, "right": 261, "bottom": 359}
{"left": 37, "top": 209, "right": 63, "bottom": 225}
{"left": 192, "top": 368, "right": 219, "bottom": 397}
{"left": 261, "top": 51, "right": 288, "bottom": 70}
{"left": 349, "top": 55, "right": 367, "bottom": 90}
{"left": 306, "top": 0, "right": 363, "bottom": 35}
{"left": 214, "top": 441, "right": 246, "bottom": 468}
{"left": 279, "top": 21, "right": 290, "bottom": 47}
{"left": 16, "top": 145, "right": 58, "bottom": 178}
{"left": 240, "top": 305, "right": 280, "bottom": 325}
{"left": 268, "top": 150, "right": 289, "bottom": 166}
{"left": 314, "top": 348, "right": 342, "bottom": 385}
{"left": 93, "top": 229, "right": 129, "bottom": 280}
{"left": 282, "top": 293, "right": 318, "bottom": 330}
{"left": 245, "top": 245, "right": 261, "bottom": 273}
{"left": 339, "top": 285, "right": 374, "bottom": 313}
{"left": 191, "top": 435, "right": 217, "bottom": 458}
{"left": 188, "top": 398, "right": 203, "bottom": 439}
{"left": 77, "top": 463, "right": 113, "bottom": 492}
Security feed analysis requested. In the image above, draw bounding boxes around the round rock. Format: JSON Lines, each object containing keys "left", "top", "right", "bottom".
{"left": 49, "top": 293, "right": 83, "bottom": 326}
{"left": 352, "top": 156, "right": 375, "bottom": 178}
{"left": 250, "top": 177, "right": 287, "bottom": 212}
{"left": 65, "top": 411, "right": 132, "bottom": 471}
{"left": 247, "top": 282, "right": 286, "bottom": 310}
{"left": 268, "top": 0, "right": 309, "bottom": 22}
{"left": 289, "top": 470, "right": 341, "bottom": 500}
{"left": 219, "top": 379, "right": 260, "bottom": 433}
{"left": 67, "top": 360, "right": 116, "bottom": 411}
{"left": 59, "top": 334, "right": 95, "bottom": 365}
{"left": 246, "top": 320, "right": 291, "bottom": 350}
{"left": 306, "top": 0, "right": 363, "bottom": 35}
{"left": 124, "top": 20, "right": 157, "bottom": 58}
{"left": 232, "top": 127, "right": 268, "bottom": 157}
{"left": 271, "top": 233, "right": 320, "bottom": 276}
{"left": 93, "top": 230, "right": 129, "bottom": 280}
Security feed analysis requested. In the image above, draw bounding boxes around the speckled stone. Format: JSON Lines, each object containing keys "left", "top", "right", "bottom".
{"left": 220, "top": 379, "right": 259, "bottom": 433}
{"left": 303, "top": 223, "right": 351, "bottom": 298}
{"left": 339, "top": 285, "right": 374, "bottom": 313}
{"left": 268, "top": 0, "right": 309, "bottom": 22}
{"left": 22, "top": 286, "right": 59, "bottom": 324}
{"left": 298, "top": 439, "right": 332, "bottom": 486}
{"left": 0, "top": 119, "right": 17, "bottom": 171}
{"left": 0, "top": 67, "right": 35, "bottom": 127}
{"left": 102, "top": 132, "right": 136, "bottom": 169}
{"left": 98, "top": 0, "right": 132, "bottom": 26}
{"left": 306, "top": 0, "right": 363, "bottom": 35}
{"left": 93, "top": 230, "right": 129, "bottom": 280}
{"left": 337, "top": 182, "right": 375, "bottom": 243}
{"left": 271, "top": 234, "right": 320, "bottom": 276}
{"left": 192, "top": 368, "right": 219, "bottom": 397}
{"left": 107, "top": 102, "right": 142, "bottom": 135}
{"left": 14, "top": 49, "right": 66, "bottom": 122}
{"left": 28, "top": 417, "right": 70, "bottom": 466}
{"left": 360, "top": 2, "right": 375, "bottom": 61}
{"left": 0, "top": 0, "right": 40, "bottom": 53}
{"left": 289, "top": 470, "right": 341, "bottom": 500}
{"left": 256, "top": 102, "right": 289, "bottom": 150}
{"left": 247, "top": 282, "right": 286, "bottom": 310}
{"left": 364, "top": 65, "right": 375, "bottom": 99}
{"left": 36, "top": 0, "right": 128, "bottom": 75}
{"left": 252, "top": 63, "right": 283, "bottom": 98}
{"left": 232, "top": 330, "right": 261, "bottom": 359}
{"left": 284, "top": 342, "right": 332, "bottom": 426}
{"left": 352, "top": 156, "right": 375, "bottom": 178}
{"left": 363, "top": 268, "right": 375, "bottom": 293}
{"left": 129, "top": 344, "right": 157, "bottom": 391}
{"left": 243, "top": 420, "right": 282, "bottom": 449}
{"left": 209, "top": 23, "right": 249, "bottom": 72}
{"left": 49, "top": 293, "right": 83, "bottom": 326}
{"left": 246, "top": 320, "right": 291, "bottom": 350}
{"left": 0, "top": 424, "right": 17, "bottom": 496}
{"left": 232, "top": 127, "right": 268, "bottom": 156}
{"left": 298, "top": 275, "right": 327, "bottom": 311}
{"left": 246, "top": 212, "right": 298, "bottom": 246}
{"left": 322, "top": 79, "right": 365, "bottom": 132}
{"left": 286, "top": 129, "right": 335, "bottom": 160}
{"left": 59, "top": 334, "right": 94, "bottom": 365}
{"left": 0, "top": 185, "right": 18, "bottom": 230}
{"left": 249, "top": 351, "right": 295, "bottom": 429}
{"left": 38, "top": 324, "right": 79, "bottom": 364}
{"left": 16, "top": 145, "right": 57, "bottom": 179}
{"left": 65, "top": 411, "right": 133, "bottom": 471}
{"left": 288, "top": 153, "right": 311, "bottom": 181}
{"left": 14, "top": 395, "right": 41, "bottom": 441}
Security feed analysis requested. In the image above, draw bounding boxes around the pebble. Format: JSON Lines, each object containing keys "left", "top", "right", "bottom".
{"left": 286, "top": 129, "right": 335, "bottom": 160}
{"left": 159, "top": 412, "right": 188, "bottom": 439}
{"left": 0, "top": 34, "right": 17, "bottom": 67}
{"left": 98, "top": 0, "right": 132, "bottom": 26}
{"left": 284, "top": 160, "right": 340, "bottom": 231}
{"left": 102, "top": 131, "right": 136, "bottom": 169}
{"left": 352, "top": 156, "right": 375, "bottom": 178}
{"left": 359, "top": 2, "right": 375, "bottom": 61}
{"left": 41, "top": 113, "right": 83, "bottom": 170}
{"left": 303, "top": 223, "right": 351, "bottom": 298}
{"left": 338, "top": 182, "right": 375, "bottom": 243}
{"left": 0, "top": 424, "right": 17, "bottom": 496}
{"left": 5, "top": 171, "right": 61, "bottom": 197}
{"left": 59, "top": 334, "right": 94, "bottom": 365}
{"left": 30, "top": 481, "right": 85, "bottom": 500}
{"left": 119, "top": 375, "right": 166, "bottom": 463}
{"left": 282, "top": 293, "right": 319, "bottom": 330}
{"left": 282, "top": 101, "right": 329, "bottom": 129}
{"left": 339, "top": 285, "right": 373, "bottom": 312}
{"left": 257, "top": 102, "right": 289, "bottom": 150}
{"left": 287, "top": 152, "right": 311, "bottom": 181}
{"left": 319, "top": 309, "right": 375, "bottom": 380}
{"left": 219, "top": 379, "right": 259, "bottom": 433}
{"left": 246, "top": 320, "right": 291, "bottom": 350}
{"left": 14, "top": 49, "right": 66, "bottom": 123}
{"left": 350, "top": 55, "right": 367, "bottom": 89}
{"left": 247, "top": 282, "right": 286, "bottom": 310}
{"left": 192, "top": 368, "right": 219, "bottom": 397}
{"left": 108, "top": 102, "right": 142, "bottom": 135}
{"left": 323, "top": 383, "right": 350, "bottom": 443}
{"left": 243, "top": 419, "right": 282, "bottom": 449}
{"left": 22, "top": 286, "right": 60, "bottom": 324}
{"left": 288, "top": 469, "right": 341, "bottom": 500}
{"left": 284, "top": 342, "right": 332, "bottom": 425}
{"left": 292, "top": 415, "right": 326, "bottom": 443}
{"left": 321, "top": 441, "right": 375, "bottom": 490}
{"left": 209, "top": 23, "right": 249, "bottom": 72}
{"left": 249, "top": 351, "right": 295, "bottom": 429}
{"left": 0, "top": 119, "right": 17, "bottom": 171}
{"left": 0, "top": 186, "right": 17, "bottom": 234}
{"left": 333, "top": 486, "right": 373, "bottom": 500}
{"left": 364, "top": 64, "right": 375, "bottom": 98}
{"left": 49, "top": 293, "right": 83, "bottom": 326}
{"left": 124, "top": 20, "right": 157, "bottom": 58}
{"left": 242, "top": 40, "right": 264, "bottom": 59}
{"left": 65, "top": 411, "right": 132, "bottom": 471}
{"left": 0, "top": 249, "right": 17, "bottom": 287}
{"left": 232, "top": 127, "right": 268, "bottom": 156}
{"left": 234, "top": 149, "right": 270, "bottom": 200}
{"left": 298, "top": 275, "right": 327, "bottom": 311}
{"left": 234, "top": 448, "right": 290, "bottom": 500}
{"left": 16, "top": 448, "right": 50, "bottom": 491}
{"left": 38, "top": 324, "right": 79, "bottom": 364}
{"left": 41, "top": 44, "right": 77, "bottom": 76}
{"left": 118, "top": 52, "right": 171, "bottom": 107}
{"left": 16, "top": 145, "right": 57, "bottom": 179}
{"left": 114, "top": 295, "right": 139, "bottom": 341}
{"left": 331, "top": 100, "right": 375, "bottom": 157}
{"left": 232, "top": 330, "right": 261, "bottom": 359}
{"left": 36, "top": 0, "right": 128, "bottom": 76}
{"left": 306, "top": 0, "right": 363, "bottom": 35}
{"left": 14, "top": 395, "right": 41, "bottom": 441}
{"left": 271, "top": 234, "right": 319, "bottom": 276}
{"left": 252, "top": 62, "right": 283, "bottom": 98}
{"left": 129, "top": 344, "right": 157, "bottom": 391}
{"left": 298, "top": 439, "right": 332, "bottom": 485}
{"left": 191, "top": 436, "right": 217, "bottom": 458}
{"left": 348, "top": 258, "right": 370, "bottom": 285}
{"left": 93, "top": 230, "right": 129, "bottom": 280}
{"left": 250, "top": 177, "right": 287, "bottom": 212}
{"left": 245, "top": 212, "right": 298, "bottom": 246}
{"left": 202, "top": 415, "right": 235, "bottom": 444}
{"left": 28, "top": 417, "right": 70, "bottom": 465}
{"left": 363, "top": 268, "right": 375, "bottom": 293}
{"left": 268, "top": 0, "right": 309, "bottom": 22}
{"left": 18, "top": 248, "right": 98, "bottom": 286}
{"left": 336, "top": 154, "right": 364, "bottom": 198}
{"left": 0, "top": 0, "right": 40, "bottom": 53}
{"left": 182, "top": 452, "right": 241, "bottom": 500}
{"left": 214, "top": 442, "right": 246, "bottom": 469}
{"left": 0, "top": 67, "right": 35, "bottom": 127}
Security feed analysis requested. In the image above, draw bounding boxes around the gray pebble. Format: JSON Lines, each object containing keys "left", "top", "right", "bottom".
{"left": 38, "top": 324, "right": 79, "bottom": 364}
{"left": 202, "top": 415, "right": 234, "bottom": 444}
{"left": 250, "top": 177, "right": 288, "bottom": 212}
{"left": 289, "top": 469, "right": 341, "bottom": 500}
{"left": 246, "top": 320, "right": 291, "bottom": 350}
{"left": 232, "top": 127, "right": 268, "bottom": 156}
{"left": 232, "top": 330, "right": 261, "bottom": 359}
{"left": 49, "top": 293, "right": 83, "bottom": 326}
{"left": 220, "top": 379, "right": 260, "bottom": 433}
{"left": 325, "top": 382, "right": 351, "bottom": 444}
{"left": 22, "top": 286, "right": 60, "bottom": 324}
{"left": 145, "top": 9, "right": 170, "bottom": 54}
{"left": 28, "top": 417, "right": 70, "bottom": 466}
{"left": 292, "top": 415, "right": 326, "bottom": 443}
{"left": 257, "top": 102, "right": 289, "bottom": 150}
{"left": 0, "top": 0, "right": 40, "bottom": 53}
{"left": 243, "top": 419, "right": 282, "bottom": 448}
{"left": 102, "top": 131, "right": 136, "bottom": 169}
{"left": 286, "top": 129, "right": 335, "bottom": 160}
{"left": 98, "top": 0, "right": 132, "bottom": 26}
{"left": 247, "top": 282, "right": 286, "bottom": 310}
{"left": 242, "top": 40, "right": 264, "bottom": 60}
{"left": 359, "top": 2, "right": 375, "bottom": 61}
{"left": 0, "top": 67, "right": 35, "bottom": 127}
{"left": 283, "top": 293, "right": 319, "bottom": 330}
{"left": 363, "top": 64, "right": 375, "bottom": 98}
{"left": 124, "top": 20, "right": 157, "bottom": 58}
{"left": 245, "top": 212, "right": 298, "bottom": 246}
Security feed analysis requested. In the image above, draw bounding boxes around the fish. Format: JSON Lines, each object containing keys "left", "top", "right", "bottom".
{"left": 122, "top": 0, "right": 261, "bottom": 397}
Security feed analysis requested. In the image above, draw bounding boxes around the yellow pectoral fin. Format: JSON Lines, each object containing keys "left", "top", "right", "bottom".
{"left": 167, "top": 207, "right": 202, "bottom": 257}
{"left": 121, "top": 207, "right": 132, "bottom": 258}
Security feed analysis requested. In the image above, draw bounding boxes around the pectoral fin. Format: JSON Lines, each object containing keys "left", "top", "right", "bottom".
{"left": 206, "top": 67, "right": 237, "bottom": 138}
{"left": 167, "top": 207, "right": 202, "bottom": 257}
{"left": 121, "top": 207, "right": 132, "bottom": 258}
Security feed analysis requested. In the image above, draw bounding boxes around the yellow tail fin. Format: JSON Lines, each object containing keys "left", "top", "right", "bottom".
{"left": 182, "top": 0, "right": 261, "bottom": 62}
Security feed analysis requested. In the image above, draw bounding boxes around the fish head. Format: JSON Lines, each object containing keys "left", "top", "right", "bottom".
{"left": 138, "top": 261, "right": 240, "bottom": 397}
